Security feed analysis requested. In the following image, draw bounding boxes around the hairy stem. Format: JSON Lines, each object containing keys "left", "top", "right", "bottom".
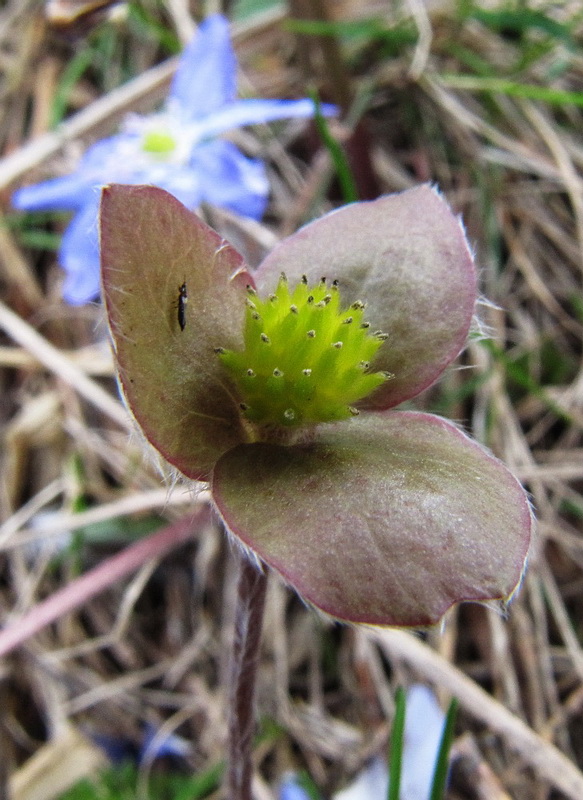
{"left": 228, "top": 550, "right": 268, "bottom": 800}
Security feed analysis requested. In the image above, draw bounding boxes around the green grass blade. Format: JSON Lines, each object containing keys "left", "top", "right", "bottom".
{"left": 50, "top": 46, "right": 96, "bottom": 128}
{"left": 468, "top": 8, "right": 574, "bottom": 47}
{"left": 172, "top": 760, "right": 224, "bottom": 800}
{"left": 310, "top": 90, "right": 358, "bottom": 204}
{"left": 387, "top": 687, "right": 406, "bottom": 800}
{"left": 437, "top": 74, "right": 583, "bottom": 109}
{"left": 479, "top": 338, "right": 573, "bottom": 424}
{"left": 127, "top": 1, "right": 180, "bottom": 54}
{"left": 429, "top": 697, "right": 458, "bottom": 800}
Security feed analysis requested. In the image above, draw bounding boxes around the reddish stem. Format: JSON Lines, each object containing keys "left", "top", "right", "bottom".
{"left": 227, "top": 550, "right": 268, "bottom": 800}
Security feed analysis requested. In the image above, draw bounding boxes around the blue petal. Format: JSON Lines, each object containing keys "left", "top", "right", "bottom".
{"left": 11, "top": 135, "right": 131, "bottom": 212}
{"left": 193, "top": 98, "right": 337, "bottom": 140}
{"left": 91, "top": 733, "right": 136, "bottom": 763}
{"left": 278, "top": 775, "right": 312, "bottom": 800}
{"left": 12, "top": 173, "right": 93, "bottom": 212}
{"left": 59, "top": 198, "right": 101, "bottom": 304}
{"left": 77, "top": 133, "right": 152, "bottom": 186}
{"left": 191, "top": 140, "right": 269, "bottom": 219}
{"left": 140, "top": 723, "right": 191, "bottom": 763}
{"left": 334, "top": 759, "right": 388, "bottom": 800}
{"left": 333, "top": 687, "right": 446, "bottom": 800}
{"left": 400, "top": 685, "right": 446, "bottom": 800}
{"left": 152, "top": 168, "right": 203, "bottom": 209}
{"left": 78, "top": 134, "right": 132, "bottom": 171}
{"left": 169, "top": 14, "right": 236, "bottom": 120}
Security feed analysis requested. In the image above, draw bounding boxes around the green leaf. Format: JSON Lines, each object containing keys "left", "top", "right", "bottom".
{"left": 429, "top": 697, "right": 458, "bottom": 800}
{"left": 469, "top": 8, "right": 574, "bottom": 47}
{"left": 212, "top": 410, "right": 532, "bottom": 626}
{"left": 100, "top": 185, "right": 253, "bottom": 480}
{"left": 438, "top": 74, "right": 583, "bottom": 109}
{"left": 254, "top": 186, "right": 476, "bottom": 412}
{"left": 310, "top": 88, "right": 357, "bottom": 203}
{"left": 388, "top": 687, "right": 406, "bottom": 800}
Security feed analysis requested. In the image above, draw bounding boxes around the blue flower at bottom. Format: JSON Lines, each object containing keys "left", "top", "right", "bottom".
{"left": 278, "top": 686, "right": 447, "bottom": 800}
{"left": 12, "top": 14, "right": 334, "bottom": 304}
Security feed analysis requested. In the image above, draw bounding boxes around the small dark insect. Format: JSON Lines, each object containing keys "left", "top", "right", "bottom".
{"left": 177, "top": 282, "right": 188, "bottom": 331}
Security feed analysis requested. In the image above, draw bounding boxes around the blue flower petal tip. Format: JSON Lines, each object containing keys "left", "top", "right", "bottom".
{"left": 279, "top": 687, "right": 447, "bottom": 800}
{"left": 140, "top": 722, "right": 192, "bottom": 763}
{"left": 278, "top": 774, "right": 314, "bottom": 800}
{"left": 335, "top": 758, "right": 388, "bottom": 800}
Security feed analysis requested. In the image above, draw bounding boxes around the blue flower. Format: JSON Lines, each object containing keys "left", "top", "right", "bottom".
{"left": 278, "top": 686, "right": 447, "bottom": 800}
{"left": 12, "top": 14, "right": 335, "bottom": 304}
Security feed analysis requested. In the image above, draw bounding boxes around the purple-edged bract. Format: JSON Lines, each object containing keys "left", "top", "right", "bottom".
{"left": 100, "top": 183, "right": 533, "bottom": 628}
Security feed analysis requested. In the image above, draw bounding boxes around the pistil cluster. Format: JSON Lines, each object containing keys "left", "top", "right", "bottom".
{"left": 218, "top": 274, "right": 390, "bottom": 427}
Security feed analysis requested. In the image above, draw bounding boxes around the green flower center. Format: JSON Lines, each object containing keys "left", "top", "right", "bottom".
{"left": 142, "top": 130, "right": 177, "bottom": 156}
{"left": 218, "top": 274, "right": 391, "bottom": 428}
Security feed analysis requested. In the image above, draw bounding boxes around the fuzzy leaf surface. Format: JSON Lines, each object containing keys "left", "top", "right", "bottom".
{"left": 101, "top": 184, "right": 252, "bottom": 479}
{"left": 254, "top": 185, "right": 476, "bottom": 410}
{"left": 212, "top": 411, "right": 532, "bottom": 626}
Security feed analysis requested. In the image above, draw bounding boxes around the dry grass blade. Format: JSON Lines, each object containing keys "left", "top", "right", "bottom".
{"left": 0, "top": 1, "right": 582, "bottom": 799}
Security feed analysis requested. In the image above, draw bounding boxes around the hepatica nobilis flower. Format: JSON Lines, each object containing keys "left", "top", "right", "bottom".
{"left": 12, "top": 14, "right": 334, "bottom": 305}
{"left": 100, "top": 183, "right": 532, "bottom": 627}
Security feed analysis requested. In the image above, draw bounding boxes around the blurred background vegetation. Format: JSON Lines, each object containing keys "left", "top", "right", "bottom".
{"left": 0, "top": 1, "right": 582, "bottom": 798}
